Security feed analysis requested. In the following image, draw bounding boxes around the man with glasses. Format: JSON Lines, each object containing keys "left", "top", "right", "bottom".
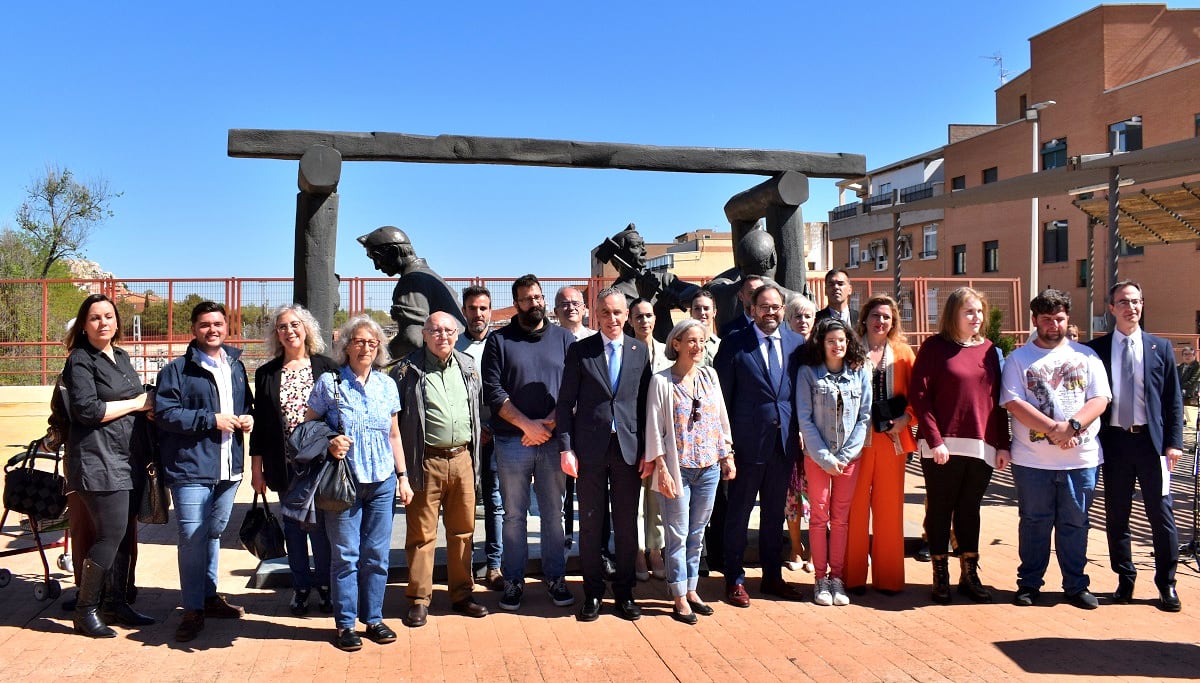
{"left": 391, "top": 311, "right": 488, "bottom": 627}
{"left": 815, "top": 269, "right": 858, "bottom": 327}
{"left": 713, "top": 284, "right": 806, "bottom": 607}
{"left": 555, "top": 287, "right": 595, "bottom": 340}
{"left": 357, "top": 225, "right": 467, "bottom": 360}
{"left": 1178, "top": 345, "right": 1199, "bottom": 438}
{"left": 1087, "top": 281, "right": 1184, "bottom": 612}
{"left": 482, "top": 274, "right": 577, "bottom": 611}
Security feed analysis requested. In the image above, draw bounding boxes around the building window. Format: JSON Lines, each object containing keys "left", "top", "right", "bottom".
{"left": 877, "top": 182, "right": 892, "bottom": 195}
{"left": 1117, "top": 237, "right": 1144, "bottom": 257}
{"left": 982, "top": 167, "right": 998, "bottom": 184}
{"left": 922, "top": 224, "right": 938, "bottom": 259}
{"left": 1077, "top": 259, "right": 1089, "bottom": 288}
{"left": 897, "top": 234, "right": 913, "bottom": 260}
{"left": 1109, "top": 117, "right": 1143, "bottom": 152}
{"left": 848, "top": 239, "right": 860, "bottom": 268}
{"left": 1043, "top": 220, "right": 1069, "bottom": 263}
{"left": 983, "top": 240, "right": 999, "bottom": 273}
{"left": 1041, "top": 138, "right": 1068, "bottom": 170}
{"left": 869, "top": 240, "right": 888, "bottom": 271}
{"left": 952, "top": 245, "right": 967, "bottom": 275}
{"left": 951, "top": 175, "right": 966, "bottom": 191}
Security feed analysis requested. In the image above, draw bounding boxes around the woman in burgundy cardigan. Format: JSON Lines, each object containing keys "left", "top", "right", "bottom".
{"left": 909, "top": 287, "right": 1010, "bottom": 604}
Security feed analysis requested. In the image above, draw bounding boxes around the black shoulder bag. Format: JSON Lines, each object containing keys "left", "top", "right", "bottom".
{"left": 315, "top": 373, "right": 357, "bottom": 512}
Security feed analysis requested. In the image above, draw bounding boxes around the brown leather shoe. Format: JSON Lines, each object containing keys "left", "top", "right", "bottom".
{"left": 482, "top": 568, "right": 506, "bottom": 591}
{"left": 175, "top": 610, "right": 204, "bottom": 642}
{"left": 404, "top": 604, "right": 428, "bottom": 628}
{"left": 452, "top": 597, "right": 489, "bottom": 618}
{"left": 761, "top": 578, "right": 805, "bottom": 601}
{"left": 203, "top": 595, "right": 245, "bottom": 619}
{"left": 725, "top": 584, "right": 751, "bottom": 608}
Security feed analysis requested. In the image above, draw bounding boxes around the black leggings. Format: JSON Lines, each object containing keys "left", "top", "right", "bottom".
{"left": 921, "top": 456, "right": 993, "bottom": 555}
{"left": 76, "top": 490, "right": 131, "bottom": 570}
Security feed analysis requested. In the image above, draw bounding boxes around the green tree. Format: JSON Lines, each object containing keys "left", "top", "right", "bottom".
{"left": 16, "top": 165, "right": 120, "bottom": 277}
{"left": 986, "top": 306, "right": 1016, "bottom": 356}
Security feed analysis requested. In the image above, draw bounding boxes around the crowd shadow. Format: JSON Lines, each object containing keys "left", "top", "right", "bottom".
{"left": 993, "top": 637, "right": 1200, "bottom": 677}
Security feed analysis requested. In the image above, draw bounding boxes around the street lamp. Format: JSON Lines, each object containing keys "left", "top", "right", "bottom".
{"left": 1026, "top": 100, "right": 1056, "bottom": 303}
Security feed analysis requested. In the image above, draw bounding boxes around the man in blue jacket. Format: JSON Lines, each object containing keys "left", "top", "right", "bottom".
{"left": 156, "top": 301, "right": 254, "bottom": 642}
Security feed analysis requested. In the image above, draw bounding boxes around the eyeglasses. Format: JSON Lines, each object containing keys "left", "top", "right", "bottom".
{"left": 275, "top": 321, "right": 303, "bottom": 333}
{"left": 348, "top": 338, "right": 379, "bottom": 350}
{"left": 517, "top": 295, "right": 546, "bottom": 305}
{"left": 756, "top": 304, "right": 783, "bottom": 313}
{"left": 424, "top": 327, "right": 458, "bottom": 338}
{"left": 557, "top": 300, "right": 584, "bottom": 309}
{"left": 1114, "top": 298, "right": 1143, "bottom": 308}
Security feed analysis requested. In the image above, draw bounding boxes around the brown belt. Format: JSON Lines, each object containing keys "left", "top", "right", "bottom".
{"left": 424, "top": 444, "right": 469, "bottom": 458}
{"left": 1110, "top": 424, "right": 1147, "bottom": 434}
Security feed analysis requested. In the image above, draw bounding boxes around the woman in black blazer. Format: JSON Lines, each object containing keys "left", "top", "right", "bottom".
{"left": 250, "top": 304, "right": 339, "bottom": 616}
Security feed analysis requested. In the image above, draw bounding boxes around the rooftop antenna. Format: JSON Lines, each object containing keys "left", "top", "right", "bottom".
{"left": 980, "top": 52, "right": 1011, "bottom": 85}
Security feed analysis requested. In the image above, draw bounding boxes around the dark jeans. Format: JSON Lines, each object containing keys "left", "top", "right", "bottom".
{"left": 921, "top": 455, "right": 993, "bottom": 555}
{"left": 577, "top": 436, "right": 641, "bottom": 600}
{"left": 480, "top": 439, "right": 504, "bottom": 570}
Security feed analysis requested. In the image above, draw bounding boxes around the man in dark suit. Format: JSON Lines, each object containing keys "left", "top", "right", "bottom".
{"left": 814, "top": 268, "right": 858, "bottom": 327}
{"left": 1086, "top": 280, "right": 1184, "bottom": 612}
{"left": 714, "top": 283, "right": 805, "bottom": 607}
{"left": 717, "top": 275, "right": 763, "bottom": 339}
{"left": 557, "top": 288, "right": 652, "bottom": 622}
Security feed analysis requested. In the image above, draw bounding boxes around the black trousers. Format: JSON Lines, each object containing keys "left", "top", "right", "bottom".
{"left": 1100, "top": 428, "right": 1179, "bottom": 588}
{"left": 577, "top": 435, "right": 641, "bottom": 600}
{"left": 76, "top": 490, "right": 131, "bottom": 570}
{"left": 921, "top": 455, "right": 993, "bottom": 556}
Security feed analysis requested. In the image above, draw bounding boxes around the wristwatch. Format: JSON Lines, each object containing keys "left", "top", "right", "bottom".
{"left": 1067, "top": 418, "right": 1082, "bottom": 434}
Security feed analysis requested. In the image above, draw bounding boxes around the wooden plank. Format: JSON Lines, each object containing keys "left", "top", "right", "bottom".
{"left": 228, "top": 129, "right": 866, "bottom": 178}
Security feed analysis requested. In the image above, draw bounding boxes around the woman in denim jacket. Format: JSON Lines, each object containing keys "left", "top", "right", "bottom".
{"left": 795, "top": 318, "right": 871, "bottom": 607}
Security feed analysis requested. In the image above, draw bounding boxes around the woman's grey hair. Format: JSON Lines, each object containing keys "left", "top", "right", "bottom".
{"left": 785, "top": 293, "right": 817, "bottom": 319}
{"left": 332, "top": 316, "right": 391, "bottom": 368}
{"left": 264, "top": 304, "right": 326, "bottom": 358}
{"left": 664, "top": 318, "right": 708, "bottom": 361}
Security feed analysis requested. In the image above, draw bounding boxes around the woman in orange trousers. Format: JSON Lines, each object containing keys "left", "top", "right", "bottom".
{"left": 844, "top": 295, "right": 916, "bottom": 594}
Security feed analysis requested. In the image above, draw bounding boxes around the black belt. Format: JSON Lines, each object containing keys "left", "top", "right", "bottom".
{"left": 425, "top": 444, "right": 469, "bottom": 458}
{"left": 1110, "top": 424, "right": 1147, "bottom": 434}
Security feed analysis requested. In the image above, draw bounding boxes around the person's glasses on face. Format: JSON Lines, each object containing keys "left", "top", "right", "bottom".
{"left": 518, "top": 294, "right": 545, "bottom": 305}
{"left": 349, "top": 338, "right": 379, "bottom": 350}
{"left": 1115, "top": 298, "right": 1143, "bottom": 308}
{"left": 757, "top": 304, "right": 783, "bottom": 313}
{"left": 276, "top": 321, "right": 303, "bottom": 334}
{"left": 557, "top": 300, "right": 584, "bottom": 310}
{"left": 424, "top": 327, "right": 458, "bottom": 338}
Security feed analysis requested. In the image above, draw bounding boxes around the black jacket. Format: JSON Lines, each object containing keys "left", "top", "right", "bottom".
{"left": 63, "top": 344, "right": 144, "bottom": 492}
{"left": 250, "top": 354, "right": 338, "bottom": 492}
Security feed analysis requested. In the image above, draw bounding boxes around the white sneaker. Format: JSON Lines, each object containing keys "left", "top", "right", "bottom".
{"left": 813, "top": 577, "right": 833, "bottom": 606}
{"left": 831, "top": 578, "right": 850, "bottom": 606}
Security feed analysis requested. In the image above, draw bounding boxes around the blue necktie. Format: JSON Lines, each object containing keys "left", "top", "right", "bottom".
{"left": 766, "top": 335, "right": 782, "bottom": 389}
{"left": 608, "top": 340, "right": 621, "bottom": 393}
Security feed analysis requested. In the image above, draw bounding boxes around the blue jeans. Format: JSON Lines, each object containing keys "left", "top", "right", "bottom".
{"left": 657, "top": 463, "right": 720, "bottom": 597}
{"left": 1011, "top": 464, "right": 1097, "bottom": 595}
{"left": 480, "top": 440, "right": 504, "bottom": 570}
{"left": 495, "top": 434, "right": 566, "bottom": 582}
{"left": 283, "top": 512, "right": 331, "bottom": 591}
{"left": 324, "top": 475, "right": 396, "bottom": 629}
{"left": 172, "top": 480, "right": 240, "bottom": 612}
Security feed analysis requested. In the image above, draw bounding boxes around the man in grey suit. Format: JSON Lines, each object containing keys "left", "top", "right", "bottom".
{"left": 557, "top": 288, "right": 652, "bottom": 622}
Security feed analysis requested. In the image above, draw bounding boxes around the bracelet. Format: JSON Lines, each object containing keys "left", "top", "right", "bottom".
{"left": 396, "top": 472, "right": 407, "bottom": 478}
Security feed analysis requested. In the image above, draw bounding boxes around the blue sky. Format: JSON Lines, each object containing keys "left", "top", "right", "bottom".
{"left": 4, "top": 1, "right": 1197, "bottom": 280}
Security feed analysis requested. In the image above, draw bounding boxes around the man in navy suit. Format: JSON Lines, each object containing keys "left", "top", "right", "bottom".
{"left": 717, "top": 275, "right": 763, "bottom": 339}
{"left": 1087, "top": 280, "right": 1184, "bottom": 612}
{"left": 557, "top": 288, "right": 652, "bottom": 622}
{"left": 714, "top": 283, "right": 805, "bottom": 607}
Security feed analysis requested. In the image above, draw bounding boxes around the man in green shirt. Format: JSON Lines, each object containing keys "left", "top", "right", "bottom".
{"left": 391, "top": 311, "right": 486, "bottom": 627}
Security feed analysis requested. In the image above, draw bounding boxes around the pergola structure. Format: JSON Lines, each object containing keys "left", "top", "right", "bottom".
{"left": 871, "top": 136, "right": 1200, "bottom": 335}
{"left": 228, "top": 129, "right": 865, "bottom": 344}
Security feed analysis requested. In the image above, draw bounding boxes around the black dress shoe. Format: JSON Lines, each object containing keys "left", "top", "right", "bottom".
{"left": 760, "top": 579, "right": 805, "bottom": 601}
{"left": 336, "top": 628, "right": 362, "bottom": 652}
{"left": 687, "top": 599, "right": 714, "bottom": 616}
{"left": 452, "top": 598, "right": 489, "bottom": 618}
{"left": 915, "top": 542, "right": 931, "bottom": 562}
{"left": 365, "top": 621, "right": 397, "bottom": 644}
{"left": 577, "top": 597, "right": 601, "bottom": 622}
{"left": 1113, "top": 578, "right": 1135, "bottom": 604}
{"left": 615, "top": 599, "right": 641, "bottom": 621}
{"left": 1158, "top": 585, "right": 1182, "bottom": 612}
{"left": 404, "top": 604, "right": 428, "bottom": 628}
{"left": 671, "top": 607, "right": 698, "bottom": 625}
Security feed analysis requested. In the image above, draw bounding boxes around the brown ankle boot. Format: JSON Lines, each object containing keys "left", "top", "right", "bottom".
{"left": 930, "top": 554, "right": 952, "bottom": 604}
{"left": 957, "top": 552, "right": 993, "bottom": 603}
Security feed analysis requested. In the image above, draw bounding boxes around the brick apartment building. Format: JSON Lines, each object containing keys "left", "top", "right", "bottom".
{"left": 828, "top": 3, "right": 1200, "bottom": 336}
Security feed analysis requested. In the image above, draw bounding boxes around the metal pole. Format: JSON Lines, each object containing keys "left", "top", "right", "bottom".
{"left": 1087, "top": 219, "right": 1096, "bottom": 339}
{"left": 1030, "top": 114, "right": 1040, "bottom": 302}
{"left": 1106, "top": 166, "right": 1121, "bottom": 331}
{"left": 893, "top": 190, "right": 902, "bottom": 301}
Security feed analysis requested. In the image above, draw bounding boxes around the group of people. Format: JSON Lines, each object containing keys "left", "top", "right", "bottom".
{"left": 52, "top": 267, "right": 1186, "bottom": 650}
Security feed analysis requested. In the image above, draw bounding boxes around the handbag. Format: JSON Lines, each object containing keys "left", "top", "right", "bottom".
{"left": 238, "top": 491, "right": 287, "bottom": 560}
{"left": 314, "top": 456, "right": 356, "bottom": 512}
{"left": 137, "top": 461, "right": 170, "bottom": 524}
{"left": 870, "top": 350, "right": 909, "bottom": 433}
{"left": 3, "top": 441, "right": 68, "bottom": 522}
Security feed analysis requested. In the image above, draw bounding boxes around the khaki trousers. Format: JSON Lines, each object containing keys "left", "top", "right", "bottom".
{"left": 405, "top": 449, "right": 476, "bottom": 605}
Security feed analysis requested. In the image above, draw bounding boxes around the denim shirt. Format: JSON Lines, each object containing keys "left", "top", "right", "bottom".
{"left": 795, "top": 363, "right": 872, "bottom": 473}
{"left": 308, "top": 366, "right": 402, "bottom": 484}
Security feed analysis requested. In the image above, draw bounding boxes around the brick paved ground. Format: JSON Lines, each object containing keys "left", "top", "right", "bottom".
{"left": 1, "top": 406, "right": 1198, "bottom": 681}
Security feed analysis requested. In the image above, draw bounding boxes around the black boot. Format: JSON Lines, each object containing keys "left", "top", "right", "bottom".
{"left": 957, "top": 552, "right": 993, "bottom": 603}
{"left": 102, "top": 553, "right": 154, "bottom": 626}
{"left": 74, "top": 559, "right": 117, "bottom": 638}
{"left": 930, "top": 554, "right": 952, "bottom": 605}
